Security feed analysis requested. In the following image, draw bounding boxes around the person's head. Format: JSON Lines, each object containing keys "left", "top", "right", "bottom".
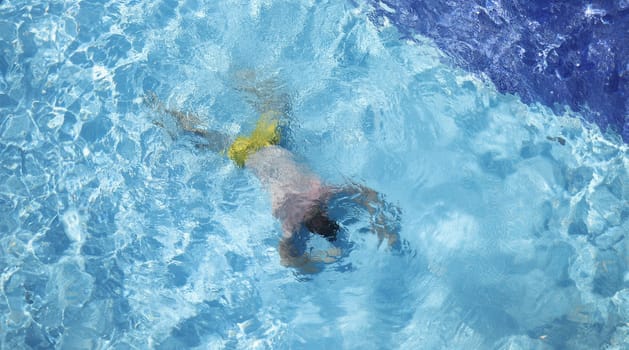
{"left": 304, "top": 208, "right": 339, "bottom": 241}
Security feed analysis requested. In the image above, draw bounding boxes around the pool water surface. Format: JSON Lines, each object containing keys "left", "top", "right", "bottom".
{"left": 0, "top": 0, "right": 628, "bottom": 349}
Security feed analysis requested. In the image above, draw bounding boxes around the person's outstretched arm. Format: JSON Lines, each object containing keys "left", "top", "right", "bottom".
{"left": 278, "top": 237, "right": 341, "bottom": 273}
{"left": 277, "top": 216, "right": 342, "bottom": 274}
{"left": 331, "top": 183, "right": 400, "bottom": 247}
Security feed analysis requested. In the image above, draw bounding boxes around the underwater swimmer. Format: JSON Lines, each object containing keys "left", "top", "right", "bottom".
{"left": 145, "top": 91, "right": 399, "bottom": 271}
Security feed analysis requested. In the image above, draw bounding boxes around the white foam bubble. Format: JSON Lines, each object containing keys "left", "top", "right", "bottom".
{"left": 61, "top": 209, "right": 83, "bottom": 243}
{"left": 433, "top": 211, "right": 480, "bottom": 251}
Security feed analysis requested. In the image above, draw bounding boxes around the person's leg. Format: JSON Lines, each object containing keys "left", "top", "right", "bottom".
{"left": 233, "top": 70, "right": 291, "bottom": 115}
{"left": 232, "top": 71, "right": 295, "bottom": 148}
{"left": 144, "top": 92, "right": 232, "bottom": 152}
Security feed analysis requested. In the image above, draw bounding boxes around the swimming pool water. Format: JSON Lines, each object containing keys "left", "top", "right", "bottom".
{"left": 368, "top": 0, "right": 629, "bottom": 143}
{"left": 1, "top": 0, "right": 628, "bottom": 349}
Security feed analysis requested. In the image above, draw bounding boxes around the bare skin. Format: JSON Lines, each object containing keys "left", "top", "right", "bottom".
{"left": 145, "top": 88, "right": 398, "bottom": 272}
{"left": 245, "top": 147, "right": 397, "bottom": 271}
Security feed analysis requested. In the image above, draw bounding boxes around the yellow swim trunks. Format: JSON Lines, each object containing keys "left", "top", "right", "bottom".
{"left": 227, "top": 111, "right": 281, "bottom": 167}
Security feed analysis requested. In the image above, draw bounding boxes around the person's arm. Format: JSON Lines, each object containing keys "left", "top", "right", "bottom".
{"left": 278, "top": 226, "right": 341, "bottom": 273}
{"left": 278, "top": 222, "right": 341, "bottom": 273}
{"left": 332, "top": 183, "right": 400, "bottom": 247}
{"left": 278, "top": 237, "right": 316, "bottom": 272}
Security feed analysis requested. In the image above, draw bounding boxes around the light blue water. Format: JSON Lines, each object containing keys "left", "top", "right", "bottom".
{"left": 1, "top": 1, "right": 628, "bottom": 349}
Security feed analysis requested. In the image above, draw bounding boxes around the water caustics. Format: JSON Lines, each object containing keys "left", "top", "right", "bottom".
{"left": 0, "top": 0, "right": 628, "bottom": 349}
{"left": 368, "top": 0, "right": 629, "bottom": 142}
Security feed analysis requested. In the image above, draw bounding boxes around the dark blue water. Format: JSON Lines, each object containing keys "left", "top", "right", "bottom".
{"left": 367, "top": 0, "right": 629, "bottom": 142}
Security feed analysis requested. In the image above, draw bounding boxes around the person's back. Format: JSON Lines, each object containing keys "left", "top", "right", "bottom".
{"left": 245, "top": 145, "right": 330, "bottom": 238}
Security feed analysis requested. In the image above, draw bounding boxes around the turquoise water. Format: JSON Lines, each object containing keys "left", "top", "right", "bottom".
{"left": 1, "top": 0, "right": 628, "bottom": 349}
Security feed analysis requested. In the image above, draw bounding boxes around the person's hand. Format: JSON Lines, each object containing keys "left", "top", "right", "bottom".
{"left": 308, "top": 247, "right": 342, "bottom": 264}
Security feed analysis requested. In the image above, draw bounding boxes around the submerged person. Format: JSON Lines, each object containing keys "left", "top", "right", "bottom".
{"left": 145, "top": 86, "right": 399, "bottom": 271}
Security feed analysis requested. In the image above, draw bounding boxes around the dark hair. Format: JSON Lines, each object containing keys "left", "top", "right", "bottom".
{"left": 304, "top": 209, "right": 339, "bottom": 241}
